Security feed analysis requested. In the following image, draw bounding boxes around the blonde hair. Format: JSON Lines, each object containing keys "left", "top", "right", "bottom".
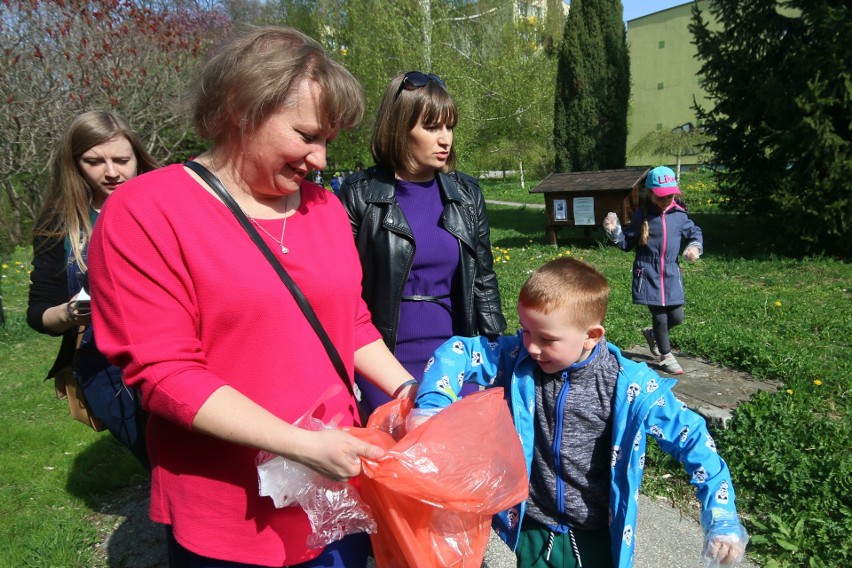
{"left": 191, "top": 26, "right": 364, "bottom": 142}
{"left": 371, "top": 72, "right": 457, "bottom": 175}
{"left": 639, "top": 189, "right": 651, "bottom": 246}
{"left": 34, "top": 111, "right": 159, "bottom": 269}
{"left": 518, "top": 257, "right": 610, "bottom": 329}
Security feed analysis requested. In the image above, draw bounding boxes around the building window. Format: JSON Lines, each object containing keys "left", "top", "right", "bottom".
{"left": 657, "top": 82, "right": 665, "bottom": 90}
{"left": 658, "top": 40, "right": 665, "bottom": 49}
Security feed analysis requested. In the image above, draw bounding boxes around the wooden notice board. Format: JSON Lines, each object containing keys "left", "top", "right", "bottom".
{"left": 530, "top": 168, "right": 648, "bottom": 246}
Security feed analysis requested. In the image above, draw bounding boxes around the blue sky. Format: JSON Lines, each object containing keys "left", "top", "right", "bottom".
{"left": 620, "top": 0, "right": 692, "bottom": 21}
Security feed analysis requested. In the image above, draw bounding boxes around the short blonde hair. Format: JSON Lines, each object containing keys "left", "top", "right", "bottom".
{"left": 518, "top": 257, "right": 610, "bottom": 329}
{"left": 192, "top": 26, "right": 364, "bottom": 141}
{"left": 371, "top": 72, "right": 457, "bottom": 174}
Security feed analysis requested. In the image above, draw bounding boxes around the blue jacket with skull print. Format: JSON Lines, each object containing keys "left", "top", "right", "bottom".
{"left": 415, "top": 333, "right": 744, "bottom": 568}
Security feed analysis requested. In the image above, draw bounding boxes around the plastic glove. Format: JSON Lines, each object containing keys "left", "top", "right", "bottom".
{"left": 683, "top": 245, "right": 702, "bottom": 262}
{"left": 703, "top": 531, "right": 749, "bottom": 567}
{"left": 702, "top": 511, "right": 749, "bottom": 567}
{"left": 602, "top": 211, "right": 619, "bottom": 232}
{"left": 602, "top": 212, "right": 622, "bottom": 243}
{"left": 405, "top": 406, "right": 443, "bottom": 432}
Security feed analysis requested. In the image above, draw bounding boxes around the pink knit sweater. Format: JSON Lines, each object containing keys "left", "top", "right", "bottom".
{"left": 89, "top": 164, "right": 380, "bottom": 565}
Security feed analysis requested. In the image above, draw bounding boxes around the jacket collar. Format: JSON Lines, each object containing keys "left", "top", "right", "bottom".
{"left": 363, "top": 167, "right": 463, "bottom": 204}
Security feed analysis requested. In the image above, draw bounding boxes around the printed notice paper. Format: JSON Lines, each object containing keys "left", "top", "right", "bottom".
{"left": 553, "top": 199, "right": 568, "bottom": 221}
{"left": 573, "top": 197, "right": 595, "bottom": 225}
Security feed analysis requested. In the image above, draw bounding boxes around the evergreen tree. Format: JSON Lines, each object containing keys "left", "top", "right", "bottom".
{"left": 691, "top": 0, "right": 851, "bottom": 255}
{"left": 553, "top": 0, "right": 629, "bottom": 172}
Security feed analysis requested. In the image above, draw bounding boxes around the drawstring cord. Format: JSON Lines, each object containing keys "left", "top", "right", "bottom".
{"left": 544, "top": 527, "right": 582, "bottom": 566}
{"left": 545, "top": 531, "right": 555, "bottom": 561}
{"left": 569, "top": 527, "right": 583, "bottom": 568}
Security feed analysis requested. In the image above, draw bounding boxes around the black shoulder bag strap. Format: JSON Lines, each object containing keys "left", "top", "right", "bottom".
{"left": 185, "top": 161, "right": 364, "bottom": 417}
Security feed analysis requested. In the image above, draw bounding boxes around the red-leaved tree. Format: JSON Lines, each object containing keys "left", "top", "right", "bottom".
{"left": 0, "top": 0, "right": 229, "bottom": 248}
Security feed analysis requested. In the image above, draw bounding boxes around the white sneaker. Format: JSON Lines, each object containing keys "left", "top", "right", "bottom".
{"left": 659, "top": 354, "right": 683, "bottom": 375}
{"left": 642, "top": 327, "right": 660, "bottom": 357}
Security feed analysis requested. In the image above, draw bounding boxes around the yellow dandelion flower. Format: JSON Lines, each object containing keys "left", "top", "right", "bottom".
{"left": 505, "top": 255, "right": 511, "bottom": 261}
{"left": 786, "top": 389, "right": 794, "bottom": 395}
{"left": 813, "top": 379, "right": 822, "bottom": 386}
{"left": 1, "top": 263, "right": 7, "bottom": 269}
{"left": 774, "top": 301, "right": 782, "bottom": 307}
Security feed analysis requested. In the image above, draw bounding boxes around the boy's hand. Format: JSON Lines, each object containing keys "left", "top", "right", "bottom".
{"left": 703, "top": 534, "right": 747, "bottom": 567}
{"left": 405, "top": 407, "right": 442, "bottom": 432}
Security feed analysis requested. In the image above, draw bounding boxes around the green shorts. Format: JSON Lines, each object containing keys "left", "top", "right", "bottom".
{"left": 515, "top": 516, "right": 614, "bottom": 568}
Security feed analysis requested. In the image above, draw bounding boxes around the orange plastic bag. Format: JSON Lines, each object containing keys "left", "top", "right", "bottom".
{"left": 349, "top": 388, "right": 528, "bottom": 568}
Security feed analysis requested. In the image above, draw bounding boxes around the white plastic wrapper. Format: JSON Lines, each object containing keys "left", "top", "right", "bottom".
{"left": 256, "top": 391, "right": 376, "bottom": 549}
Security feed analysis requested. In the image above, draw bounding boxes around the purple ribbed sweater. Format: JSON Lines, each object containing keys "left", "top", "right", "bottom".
{"left": 358, "top": 178, "right": 463, "bottom": 411}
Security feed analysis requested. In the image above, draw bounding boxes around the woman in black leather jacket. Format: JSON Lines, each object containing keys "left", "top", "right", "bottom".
{"left": 339, "top": 71, "right": 506, "bottom": 413}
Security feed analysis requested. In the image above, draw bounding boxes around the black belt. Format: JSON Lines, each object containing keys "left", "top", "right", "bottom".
{"left": 401, "top": 294, "right": 453, "bottom": 315}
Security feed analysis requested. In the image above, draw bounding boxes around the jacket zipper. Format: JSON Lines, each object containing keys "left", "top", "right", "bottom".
{"left": 553, "top": 371, "right": 570, "bottom": 518}
{"left": 659, "top": 210, "right": 668, "bottom": 306}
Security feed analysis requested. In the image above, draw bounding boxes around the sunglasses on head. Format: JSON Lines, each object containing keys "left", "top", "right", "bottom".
{"left": 394, "top": 71, "right": 446, "bottom": 100}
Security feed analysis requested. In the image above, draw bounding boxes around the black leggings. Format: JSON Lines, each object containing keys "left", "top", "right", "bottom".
{"left": 648, "top": 304, "right": 684, "bottom": 356}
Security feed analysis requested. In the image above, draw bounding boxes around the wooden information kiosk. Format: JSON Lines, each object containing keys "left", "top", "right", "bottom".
{"left": 530, "top": 168, "right": 647, "bottom": 246}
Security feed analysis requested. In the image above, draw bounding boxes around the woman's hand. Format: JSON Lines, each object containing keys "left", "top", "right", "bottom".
{"left": 42, "top": 294, "right": 92, "bottom": 333}
{"left": 298, "top": 428, "right": 385, "bottom": 482}
{"left": 66, "top": 294, "right": 93, "bottom": 326}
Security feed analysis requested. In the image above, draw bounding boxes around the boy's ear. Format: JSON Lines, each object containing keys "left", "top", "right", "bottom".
{"left": 585, "top": 324, "right": 606, "bottom": 348}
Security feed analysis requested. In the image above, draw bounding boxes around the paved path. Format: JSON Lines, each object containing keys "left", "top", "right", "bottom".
{"left": 97, "top": 345, "right": 769, "bottom": 567}
{"left": 486, "top": 199, "right": 545, "bottom": 209}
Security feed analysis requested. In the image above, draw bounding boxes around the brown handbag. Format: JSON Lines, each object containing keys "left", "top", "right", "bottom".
{"left": 53, "top": 326, "right": 105, "bottom": 431}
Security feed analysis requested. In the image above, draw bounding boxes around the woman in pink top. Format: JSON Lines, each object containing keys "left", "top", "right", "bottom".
{"left": 88, "top": 26, "right": 417, "bottom": 568}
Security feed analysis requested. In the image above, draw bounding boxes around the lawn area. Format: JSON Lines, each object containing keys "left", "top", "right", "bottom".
{"left": 1, "top": 182, "right": 849, "bottom": 566}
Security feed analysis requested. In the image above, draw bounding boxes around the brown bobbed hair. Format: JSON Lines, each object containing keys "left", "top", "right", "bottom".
{"left": 371, "top": 72, "right": 457, "bottom": 175}
{"left": 518, "top": 257, "right": 610, "bottom": 329}
{"left": 192, "top": 26, "right": 364, "bottom": 142}
{"left": 34, "top": 110, "right": 159, "bottom": 269}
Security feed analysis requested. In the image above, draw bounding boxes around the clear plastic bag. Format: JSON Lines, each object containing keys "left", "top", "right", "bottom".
{"left": 256, "top": 393, "right": 376, "bottom": 549}
{"left": 348, "top": 388, "right": 528, "bottom": 568}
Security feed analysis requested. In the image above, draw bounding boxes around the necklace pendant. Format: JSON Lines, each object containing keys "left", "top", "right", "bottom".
{"left": 281, "top": 245, "right": 289, "bottom": 254}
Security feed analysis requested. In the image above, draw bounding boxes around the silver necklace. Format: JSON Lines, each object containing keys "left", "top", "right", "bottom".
{"left": 207, "top": 155, "right": 293, "bottom": 254}
{"left": 249, "top": 195, "right": 291, "bottom": 254}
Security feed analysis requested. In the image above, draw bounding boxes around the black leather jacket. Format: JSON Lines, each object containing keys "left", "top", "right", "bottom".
{"left": 339, "top": 166, "right": 506, "bottom": 350}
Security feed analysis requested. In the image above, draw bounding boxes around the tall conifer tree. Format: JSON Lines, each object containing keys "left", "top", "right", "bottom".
{"left": 692, "top": 0, "right": 851, "bottom": 255}
{"left": 553, "top": 0, "right": 629, "bottom": 172}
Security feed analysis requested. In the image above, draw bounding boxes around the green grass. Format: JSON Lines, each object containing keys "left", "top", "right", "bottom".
{"left": 0, "top": 251, "right": 147, "bottom": 566}
{"left": 2, "top": 180, "right": 850, "bottom": 565}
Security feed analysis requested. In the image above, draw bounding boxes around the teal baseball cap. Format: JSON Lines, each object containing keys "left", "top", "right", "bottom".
{"left": 645, "top": 166, "right": 681, "bottom": 196}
